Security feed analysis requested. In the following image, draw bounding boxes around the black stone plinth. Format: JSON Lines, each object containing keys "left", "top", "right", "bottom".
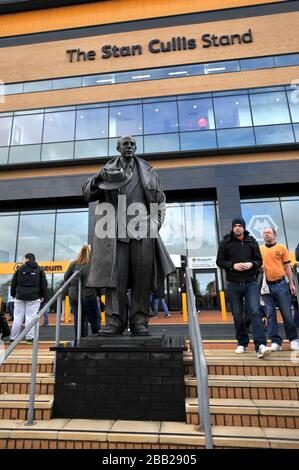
{"left": 51, "top": 335, "right": 186, "bottom": 422}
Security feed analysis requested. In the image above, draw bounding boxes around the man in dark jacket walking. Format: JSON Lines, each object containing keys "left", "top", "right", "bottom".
{"left": 216, "top": 218, "right": 271, "bottom": 359}
{"left": 10, "top": 253, "right": 47, "bottom": 344}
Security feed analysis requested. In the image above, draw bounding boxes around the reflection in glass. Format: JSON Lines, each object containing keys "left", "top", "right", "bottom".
{"left": 24, "top": 81, "right": 52, "bottom": 93}
{"left": 11, "top": 114, "right": 44, "bottom": 145}
{"left": 241, "top": 201, "right": 286, "bottom": 245}
{"left": 274, "top": 54, "right": 299, "bottom": 67}
{"left": 17, "top": 212, "right": 55, "bottom": 261}
{"left": 9, "top": 144, "right": 41, "bottom": 163}
{"left": 217, "top": 128, "right": 255, "bottom": 147}
{"left": 240, "top": 56, "right": 274, "bottom": 70}
{"left": 144, "top": 133, "right": 179, "bottom": 153}
{"left": 180, "top": 131, "right": 217, "bottom": 150}
{"left": 255, "top": 125, "right": 294, "bottom": 145}
{"left": 41, "top": 142, "right": 74, "bottom": 161}
{"left": 294, "top": 124, "right": 299, "bottom": 142}
{"left": 54, "top": 211, "right": 88, "bottom": 261}
{"left": 178, "top": 98, "right": 214, "bottom": 131}
{"left": 109, "top": 105, "right": 143, "bottom": 137}
{"left": 281, "top": 200, "right": 299, "bottom": 252}
{"left": 0, "top": 117, "right": 12, "bottom": 146}
{"left": 250, "top": 92, "right": 291, "bottom": 125}
{"left": 287, "top": 91, "right": 299, "bottom": 122}
{"left": 143, "top": 101, "right": 178, "bottom": 134}
{"left": 0, "top": 147, "right": 8, "bottom": 164}
{"left": 53, "top": 77, "right": 82, "bottom": 90}
{"left": 76, "top": 108, "right": 108, "bottom": 140}
{"left": 0, "top": 214, "right": 18, "bottom": 261}
{"left": 75, "top": 139, "right": 108, "bottom": 159}
{"left": 160, "top": 205, "right": 186, "bottom": 256}
{"left": 0, "top": 275, "right": 14, "bottom": 303}
{"left": 185, "top": 204, "right": 218, "bottom": 257}
{"left": 43, "top": 111, "right": 75, "bottom": 142}
{"left": 214, "top": 95, "right": 252, "bottom": 128}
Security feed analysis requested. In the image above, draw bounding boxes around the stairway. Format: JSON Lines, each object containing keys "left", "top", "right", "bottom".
{"left": 0, "top": 345, "right": 298, "bottom": 449}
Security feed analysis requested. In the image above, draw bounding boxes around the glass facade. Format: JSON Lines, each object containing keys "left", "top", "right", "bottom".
{"left": 3, "top": 52, "right": 299, "bottom": 96}
{"left": 241, "top": 196, "right": 299, "bottom": 252}
{"left": 0, "top": 84, "right": 298, "bottom": 165}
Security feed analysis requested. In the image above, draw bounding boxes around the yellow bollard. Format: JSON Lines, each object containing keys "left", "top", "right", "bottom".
{"left": 65, "top": 295, "right": 71, "bottom": 323}
{"left": 101, "top": 295, "right": 106, "bottom": 325}
{"left": 182, "top": 292, "right": 188, "bottom": 322}
{"left": 220, "top": 290, "right": 227, "bottom": 321}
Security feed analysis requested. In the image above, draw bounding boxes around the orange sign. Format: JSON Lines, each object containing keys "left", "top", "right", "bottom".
{"left": 0, "top": 261, "right": 72, "bottom": 275}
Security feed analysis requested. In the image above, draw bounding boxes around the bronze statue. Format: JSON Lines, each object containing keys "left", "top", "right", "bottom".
{"left": 82, "top": 136, "right": 175, "bottom": 336}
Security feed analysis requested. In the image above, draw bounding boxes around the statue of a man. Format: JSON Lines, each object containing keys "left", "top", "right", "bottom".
{"left": 82, "top": 136, "right": 175, "bottom": 336}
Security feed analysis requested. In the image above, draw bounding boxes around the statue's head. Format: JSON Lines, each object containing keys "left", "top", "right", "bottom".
{"left": 117, "top": 135, "right": 137, "bottom": 160}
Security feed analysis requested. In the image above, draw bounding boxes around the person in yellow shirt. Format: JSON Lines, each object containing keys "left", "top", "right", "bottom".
{"left": 260, "top": 227, "right": 299, "bottom": 351}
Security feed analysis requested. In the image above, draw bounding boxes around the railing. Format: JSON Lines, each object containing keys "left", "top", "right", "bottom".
{"left": 0, "top": 269, "right": 83, "bottom": 425}
{"left": 185, "top": 267, "right": 213, "bottom": 449}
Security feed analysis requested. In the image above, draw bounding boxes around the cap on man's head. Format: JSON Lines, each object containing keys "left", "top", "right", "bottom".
{"left": 232, "top": 217, "right": 246, "bottom": 229}
{"left": 24, "top": 253, "right": 36, "bottom": 261}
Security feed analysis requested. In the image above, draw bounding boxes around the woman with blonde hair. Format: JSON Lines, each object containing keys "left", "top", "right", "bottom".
{"left": 64, "top": 245, "right": 101, "bottom": 339}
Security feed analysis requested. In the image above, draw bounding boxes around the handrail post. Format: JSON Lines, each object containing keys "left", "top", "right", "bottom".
{"left": 26, "top": 320, "right": 40, "bottom": 425}
{"left": 76, "top": 276, "right": 82, "bottom": 346}
{"left": 55, "top": 294, "right": 62, "bottom": 347}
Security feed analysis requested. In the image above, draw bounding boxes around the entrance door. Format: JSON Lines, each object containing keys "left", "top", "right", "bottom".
{"left": 166, "top": 268, "right": 182, "bottom": 311}
{"left": 193, "top": 269, "right": 219, "bottom": 310}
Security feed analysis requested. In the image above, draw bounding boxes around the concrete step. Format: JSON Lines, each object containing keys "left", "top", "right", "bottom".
{"left": 0, "top": 419, "right": 298, "bottom": 449}
{"left": 0, "top": 373, "right": 54, "bottom": 395}
{"left": 0, "top": 395, "right": 53, "bottom": 421}
{"left": 186, "top": 397, "right": 299, "bottom": 428}
{"left": 184, "top": 350, "right": 299, "bottom": 377}
{"left": 185, "top": 374, "right": 299, "bottom": 400}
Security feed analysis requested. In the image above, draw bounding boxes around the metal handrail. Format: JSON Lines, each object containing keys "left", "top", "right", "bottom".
{"left": 0, "top": 267, "right": 83, "bottom": 425}
{"left": 185, "top": 268, "right": 213, "bottom": 449}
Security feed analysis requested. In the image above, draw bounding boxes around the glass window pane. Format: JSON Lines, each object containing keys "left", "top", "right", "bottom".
{"left": 23, "top": 80, "right": 53, "bottom": 93}
{"left": 9, "top": 144, "right": 41, "bottom": 163}
{"left": 109, "top": 105, "right": 142, "bottom": 137}
{"left": 143, "top": 101, "right": 178, "bottom": 134}
{"left": 185, "top": 203, "right": 218, "bottom": 257}
{"left": 180, "top": 131, "right": 217, "bottom": 150}
{"left": 108, "top": 136, "right": 143, "bottom": 157}
{"left": 186, "top": 64, "right": 205, "bottom": 76}
{"left": 217, "top": 128, "right": 255, "bottom": 147}
{"left": 255, "top": 124, "right": 294, "bottom": 145}
{"left": 144, "top": 133, "right": 179, "bottom": 153}
{"left": 43, "top": 111, "right": 75, "bottom": 142}
{"left": 82, "top": 74, "right": 115, "bottom": 87}
{"left": 274, "top": 54, "right": 299, "bottom": 67}
{"left": 0, "top": 116, "right": 12, "bottom": 146}
{"left": 287, "top": 90, "right": 299, "bottom": 122}
{"left": 178, "top": 98, "right": 215, "bottom": 131}
{"left": 250, "top": 91, "right": 291, "bottom": 125}
{"left": 0, "top": 147, "right": 8, "bottom": 164}
{"left": 241, "top": 200, "right": 286, "bottom": 245}
{"left": 281, "top": 200, "right": 299, "bottom": 252}
{"left": 54, "top": 211, "right": 88, "bottom": 261}
{"left": 214, "top": 95, "right": 252, "bottom": 128}
{"left": 4, "top": 83, "right": 23, "bottom": 95}
{"left": 240, "top": 56, "right": 274, "bottom": 70}
{"left": 41, "top": 142, "right": 74, "bottom": 161}
{"left": 205, "top": 60, "right": 239, "bottom": 74}
{"left": 294, "top": 123, "right": 299, "bottom": 142}
{"left": 52, "top": 77, "right": 82, "bottom": 90}
{"left": 75, "top": 108, "right": 108, "bottom": 140}
{"left": 0, "top": 275, "right": 14, "bottom": 303}
{"left": 17, "top": 212, "right": 55, "bottom": 261}
{"left": 11, "top": 114, "right": 44, "bottom": 145}
{"left": 75, "top": 139, "right": 108, "bottom": 159}
{"left": 0, "top": 214, "right": 18, "bottom": 261}
{"left": 159, "top": 204, "right": 186, "bottom": 256}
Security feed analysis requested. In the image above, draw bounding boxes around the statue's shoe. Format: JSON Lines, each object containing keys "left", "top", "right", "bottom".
{"left": 98, "top": 326, "right": 122, "bottom": 336}
{"left": 130, "top": 325, "right": 149, "bottom": 336}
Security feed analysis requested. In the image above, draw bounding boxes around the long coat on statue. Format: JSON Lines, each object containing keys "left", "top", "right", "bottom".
{"left": 82, "top": 156, "right": 175, "bottom": 289}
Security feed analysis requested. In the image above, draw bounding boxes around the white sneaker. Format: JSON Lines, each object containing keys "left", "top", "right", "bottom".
{"left": 290, "top": 339, "right": 299, "bottom": 351}
{"left": 271, "top": 343, "right": 283, "bottom": 352}
{"left": 235, "top": 345, "right": 246, "bottom": 354}
{"left": 257, "top": 344, "right": 272, "bottom": 359}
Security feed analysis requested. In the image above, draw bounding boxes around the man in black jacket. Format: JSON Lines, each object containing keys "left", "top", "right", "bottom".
{"left": 10, "top": 253, "right": 47, "bottom": 344}
{"left": 216, "top": 217, "right": 271, "bottom": 359}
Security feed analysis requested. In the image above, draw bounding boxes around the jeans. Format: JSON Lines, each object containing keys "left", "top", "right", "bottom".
{"left": 71, "top": 297, "right": 101, "bottom": 338}
{"left": 227, "top": 281, "right": 267, "bottom": 351}
{"left": 153, "top": 298, "right": 169, "bottom": 317}
{"left": 263, "top": 279, "right": 298, "bottom": 345}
